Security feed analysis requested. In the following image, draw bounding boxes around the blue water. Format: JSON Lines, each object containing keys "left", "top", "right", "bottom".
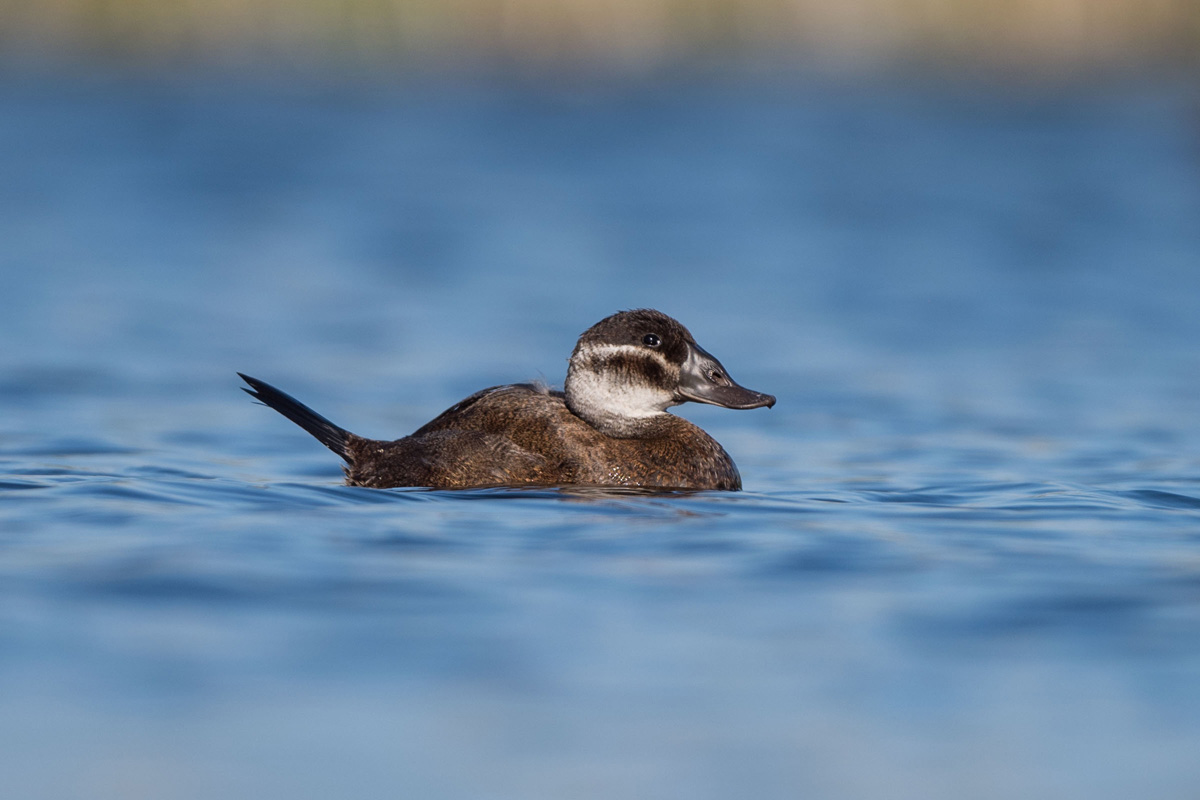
{"left": 3, "top": 72, "right": 1200, "bottom": 798}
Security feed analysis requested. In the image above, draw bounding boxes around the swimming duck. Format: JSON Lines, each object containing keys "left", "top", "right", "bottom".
{"left": 239, "top": 309, "right": 774, "bottom": 490}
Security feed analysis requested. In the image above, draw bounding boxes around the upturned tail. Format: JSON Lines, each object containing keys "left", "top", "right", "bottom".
{"left": 239, "top": 373, "right": 351, "bottom": 461}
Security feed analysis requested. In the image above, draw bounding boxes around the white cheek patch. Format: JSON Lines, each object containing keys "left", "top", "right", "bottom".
{"left": 578, "top": 343, "right": 665, "bottom": 362}
{"left": 567, "top": 368, "right": 673, "bottom": 418}
{"left": 567, "top": 343, "right": 677, "bottom": 420}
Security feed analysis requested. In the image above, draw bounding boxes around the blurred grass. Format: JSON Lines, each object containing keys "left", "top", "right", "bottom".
{"left": 1, "top": 0, "right": 1198, "bottom": 72}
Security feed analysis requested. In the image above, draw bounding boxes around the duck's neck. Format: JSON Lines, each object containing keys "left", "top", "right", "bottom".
{"left": 564, "top": 366, "right": 675, "bottom": 439}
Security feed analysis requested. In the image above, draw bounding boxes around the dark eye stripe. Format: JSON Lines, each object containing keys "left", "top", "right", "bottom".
{"left": 599, "top": 353, "right": 668, "bottom": 384}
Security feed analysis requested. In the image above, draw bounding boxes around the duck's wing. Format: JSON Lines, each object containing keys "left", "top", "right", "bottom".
{"left": 345, "top": 429, "right": 551, "bottom": 489}
{"left": 409, "top": 383, "right": 559, "bottom": 437}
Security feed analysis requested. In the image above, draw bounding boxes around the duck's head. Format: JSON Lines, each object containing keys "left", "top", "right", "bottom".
{"left": 564, "top": 309, "right": 775, "bottom": 437}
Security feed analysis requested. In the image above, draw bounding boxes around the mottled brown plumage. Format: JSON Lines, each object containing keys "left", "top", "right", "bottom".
{"left": 240, "top": 309, "right": 774, "bottom": 491}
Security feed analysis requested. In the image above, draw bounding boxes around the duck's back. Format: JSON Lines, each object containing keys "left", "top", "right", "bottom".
{"left": 343, "top": 384, "right": 741, "bottom": 490}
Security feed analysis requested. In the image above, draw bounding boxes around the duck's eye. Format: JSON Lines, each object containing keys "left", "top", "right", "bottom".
{"left": 642, "top": 333, "right": 661, "bottom": 348}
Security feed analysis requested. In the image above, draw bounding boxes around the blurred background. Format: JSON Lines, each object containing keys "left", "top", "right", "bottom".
{"left": 3, "top": 3, "right": 1200, "bottom": 800}
{"left": 2, "top": 0, "right": 1199, "bottom": 72}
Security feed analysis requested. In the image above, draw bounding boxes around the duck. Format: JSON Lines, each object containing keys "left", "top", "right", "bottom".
{"left": 239, "top": 309, "right": 775, "bottom": 491}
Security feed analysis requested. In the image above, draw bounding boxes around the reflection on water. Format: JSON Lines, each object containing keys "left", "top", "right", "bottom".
{"left": 2, "top": 73, "right": 1200, "bottom": 799}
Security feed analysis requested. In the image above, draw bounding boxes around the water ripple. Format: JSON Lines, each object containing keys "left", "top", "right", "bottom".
{"left": 1118, "top": 489, "right": 1200, "bottom": 510}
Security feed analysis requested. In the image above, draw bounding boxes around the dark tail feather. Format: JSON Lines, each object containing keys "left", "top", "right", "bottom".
{"left": 239, "top": 373, "right": 351, "bottom": 461}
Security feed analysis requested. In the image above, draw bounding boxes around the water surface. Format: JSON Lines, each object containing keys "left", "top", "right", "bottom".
{"left": 2, "top": 72, "right": 1200, "bottom": 799}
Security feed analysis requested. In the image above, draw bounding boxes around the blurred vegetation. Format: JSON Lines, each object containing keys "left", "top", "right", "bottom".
{"left": 2, "top": 0, "right": 1198, "bottom": 72}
